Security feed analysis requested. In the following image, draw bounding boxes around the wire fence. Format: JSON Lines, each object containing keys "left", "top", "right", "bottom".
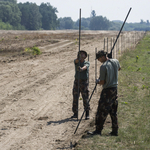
{"left": 97, "top": 31, "right": 146, "bottom": 59}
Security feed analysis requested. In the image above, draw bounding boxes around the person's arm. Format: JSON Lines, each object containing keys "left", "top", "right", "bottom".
{"left": 99, "top": 80, "right": 105, "bottom": 85}
{"left": 75, "top": 58, "right": 79, "bottom": 64}
{"left": 81, "top": 65, "right": 87, "bottom": 71}
{"left": 118, "top": 67, "right": 121, "bottom": 71}
{"left": 77, "top": 65, "right": 87, "bottom": 72}
{"left": 96, "top": 79, "right": 105, "bottom": 85}
{"left": 97, "top": 65, "right": 106, "bottom": 85}
{"left": 79, "top": 61, "right": 89, "bottom": 71}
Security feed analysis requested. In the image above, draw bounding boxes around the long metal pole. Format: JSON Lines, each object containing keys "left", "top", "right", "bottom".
{"left": 88, "top": 54, "right": 89, "bottom": 86}
{"left": 108, "top": 7, "right": 132, "bottom": 58}
{"left": 77, "top": 9, "right": 81, "bottom": 121}
{"left": 95, "top": 48, "right": 97, "bottom": 93}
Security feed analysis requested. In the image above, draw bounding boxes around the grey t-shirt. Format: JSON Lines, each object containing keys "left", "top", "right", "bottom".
{"left": 99, "top": 59, "right": 120, "bottom": 89}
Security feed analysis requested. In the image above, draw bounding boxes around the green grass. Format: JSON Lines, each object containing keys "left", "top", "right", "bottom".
{"left": 75, "top": 33, "right": 150, "bottom": 150}
{"left": 24, "top": 46, "right": 41, "bottom": 55}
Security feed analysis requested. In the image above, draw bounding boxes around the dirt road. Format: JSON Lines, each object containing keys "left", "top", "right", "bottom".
{"left": 0, "top": 30, "right": 143, "bottom": 150}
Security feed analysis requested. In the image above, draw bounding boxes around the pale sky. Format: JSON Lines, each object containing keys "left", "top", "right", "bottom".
{"left": 17, "top": 0, "right": 150, "bottom": 23}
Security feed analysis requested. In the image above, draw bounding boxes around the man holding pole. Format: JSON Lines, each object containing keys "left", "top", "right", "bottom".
{"left": 71, "top": 50, "right": 90, "bottom": 120}
{"left": 88, "top": 50, "right": 121, "bottom": 136}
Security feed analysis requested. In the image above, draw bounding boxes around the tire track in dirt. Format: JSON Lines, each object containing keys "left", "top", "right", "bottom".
{"left": 39, "top": 40, "right": 75, "bottom": 53}
{"left": 0, "top": 39, "right": 76, "bottom": 109}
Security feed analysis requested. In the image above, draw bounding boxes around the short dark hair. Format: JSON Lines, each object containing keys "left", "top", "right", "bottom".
{"left": 77, "top": 50, "right": 87, "bottom": 58}
{"left": 96, "top": 50, "right": 107, "bottom": 59}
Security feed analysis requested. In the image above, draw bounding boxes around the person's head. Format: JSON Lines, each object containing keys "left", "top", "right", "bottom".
{"left": 78, "top": 50, "right": 87, "bottom": 60}
{"left": 96, "top": 50, "right": 107, "bottom": 63}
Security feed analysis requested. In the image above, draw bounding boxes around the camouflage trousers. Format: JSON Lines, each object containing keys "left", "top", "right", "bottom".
{"left": 95, "top": 87, "right": 118, "bottom": 131}
{"left": 72, "top": 79, "right": 90, "bottom": 113}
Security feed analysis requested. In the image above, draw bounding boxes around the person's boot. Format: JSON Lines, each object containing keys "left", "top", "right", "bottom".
{"left": 87, "top": 126, "right": 102, "bottom": 135}
{"left": 87, "top": 130, "right": 101, "bottom": 135}
{"left": 109, "top": 128, "right": 118, "bottom": 136}
{"left": 71, "top": 112, "right": 78, "bottom": 118}
{"left": 85, "top": 110, "right": 89, "bottom": 120}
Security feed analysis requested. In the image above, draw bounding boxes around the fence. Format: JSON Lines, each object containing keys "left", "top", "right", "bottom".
{"left": 96, "top": 31, "right": 146, "bottom": 59}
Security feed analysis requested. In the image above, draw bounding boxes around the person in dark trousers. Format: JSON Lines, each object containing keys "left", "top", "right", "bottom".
{"left": 88, "top": 50, "right": 121, "bottom": 136}
{"left": 71, "top": 50, "right": 90, "bottom": 120}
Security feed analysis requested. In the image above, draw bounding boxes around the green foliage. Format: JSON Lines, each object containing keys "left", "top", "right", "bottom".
{"left": 142, "top": 85, "right": 145, "bottom": 90}
{"left": 89, "top": 16, "right": 110, "bottom": 30}
{"left": 136, "top": 55, "right": 139, "bottom": 62}
{"left": 0, "top": 19, "right": 25, "bottom": 30}
{"left": 0, "top": 20, "right": 13, "bottom": 29}
{"left": 0, "top": 1, "right": 21, "bottom": 26}
{"left": 109, "top": 21, "right": 150, "bottom": 31}
{"left": 74, "top": 17, "right": 91, "bottom": 30}
{"left": 136, "top": 67, "right": 141, "bottom": 71}
{"left": 25, "top": 46, "right": 41, "bottom": 55}
{"left": 58, "top": 17, "right": 74, "bottom": 29}
{"left": 31, "top": 46, "right": 41, "bottom": 55}
{"left": 91, "top": 10, "right": 96, "bottom": 17}
{"left": 18, "top": 2, "right": 42, "bottom": 30}
{"left": 0, "top": 0, "right": 17, "bottom": 3}
{"left": 39, "top": 2, "right": 59, "bottom": 30}
{"left": 134, "top": 86, "right": 138, "bottom": 91}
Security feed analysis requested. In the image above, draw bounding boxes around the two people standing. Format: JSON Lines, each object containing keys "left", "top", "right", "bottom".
{"left": 72, "top": 50, "right": 121, "bottom": 136}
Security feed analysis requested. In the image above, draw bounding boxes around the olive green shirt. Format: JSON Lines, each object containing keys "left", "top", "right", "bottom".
{"left": 74, "top": 60, "right": 90, "bottom": 80}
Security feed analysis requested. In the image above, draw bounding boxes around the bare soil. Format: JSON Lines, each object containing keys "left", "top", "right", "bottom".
{"left": 0, "top": 30, "right": 138, "bottom": 150}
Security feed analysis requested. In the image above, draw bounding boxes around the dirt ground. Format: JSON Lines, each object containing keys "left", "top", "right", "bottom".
{"left": 0, "top": 30, "right": 142, "bottom": 150}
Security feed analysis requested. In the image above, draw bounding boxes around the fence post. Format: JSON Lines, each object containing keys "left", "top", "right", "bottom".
{"left": 107, "top": 37, "right": 108, "bottom": 53}
{"left": 104, "top": 38, "right": 105, "bottom": 50}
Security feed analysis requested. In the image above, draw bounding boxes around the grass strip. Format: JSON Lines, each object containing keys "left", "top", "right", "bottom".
{"left": 75, "top": 32, "right": 150, "bottom": 150}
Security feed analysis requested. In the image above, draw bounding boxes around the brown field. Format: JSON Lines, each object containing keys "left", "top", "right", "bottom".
{"left": 0, "top": 30, "right": 145, "bottom": 150}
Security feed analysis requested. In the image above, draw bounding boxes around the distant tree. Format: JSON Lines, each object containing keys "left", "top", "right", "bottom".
{"left": 140, "top": 19, "right": 144, "bottom": 24}
{"left": 18, "top": 2, "right": 30, "bottom": 28}
{"left": 39, "top": 2, "right": 59, "bottom": 30}
{"left": 0, "top": 1, "right": 21, "bottom": 26}
{"left": 18, "top": 2, "right": 42, "bottom": 30}
{"left": 146, "top": 20, "right": 149, "bottom": 25}
{"left": 75, "top": 17, "right": 90, "bottom": 29}
{"left": 91, "top": 10, "right": 96, "bottom": 17}
{"left": 90, "top": 16, "right": 110, "bottom": 30}
{"left": 58, "top": 17, "right": 74, "bottom": 29}
{"left": 0, "top": 0, "right": 17, "bottom": 4}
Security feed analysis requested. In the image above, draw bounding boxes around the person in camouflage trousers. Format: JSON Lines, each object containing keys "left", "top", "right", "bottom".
{"left": 88, "top": 50, "right": 121, "bottom": 136}
{"left": 71, "top": 50, "right": 90, "bottom": 120}
{"left": 95, "top": 87, "right": 118, "bottom": 134}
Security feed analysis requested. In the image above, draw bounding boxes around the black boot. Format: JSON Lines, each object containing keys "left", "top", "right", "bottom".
{"left": 85, "top": 110, "right": 89, "bottom": 120}
{"left": 109, "top": 128, "right": 118, "bottom": 136}
{"left": 71, "top": 112, "right": 78, "bottom": 118}
{"left": 87, "top": 130, "right": 101, "bottom": 136}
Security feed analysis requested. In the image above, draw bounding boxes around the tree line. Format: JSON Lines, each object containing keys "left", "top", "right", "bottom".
{"left": 0, "top": 0, "right": 58, "bottom": 30}
{"left": 0, "top": 0, "right": 150, "bottom": 31}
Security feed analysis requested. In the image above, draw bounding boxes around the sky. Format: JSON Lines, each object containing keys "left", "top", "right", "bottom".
{"left": 17, "top": 0, "right": 150, "bottom": 23}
